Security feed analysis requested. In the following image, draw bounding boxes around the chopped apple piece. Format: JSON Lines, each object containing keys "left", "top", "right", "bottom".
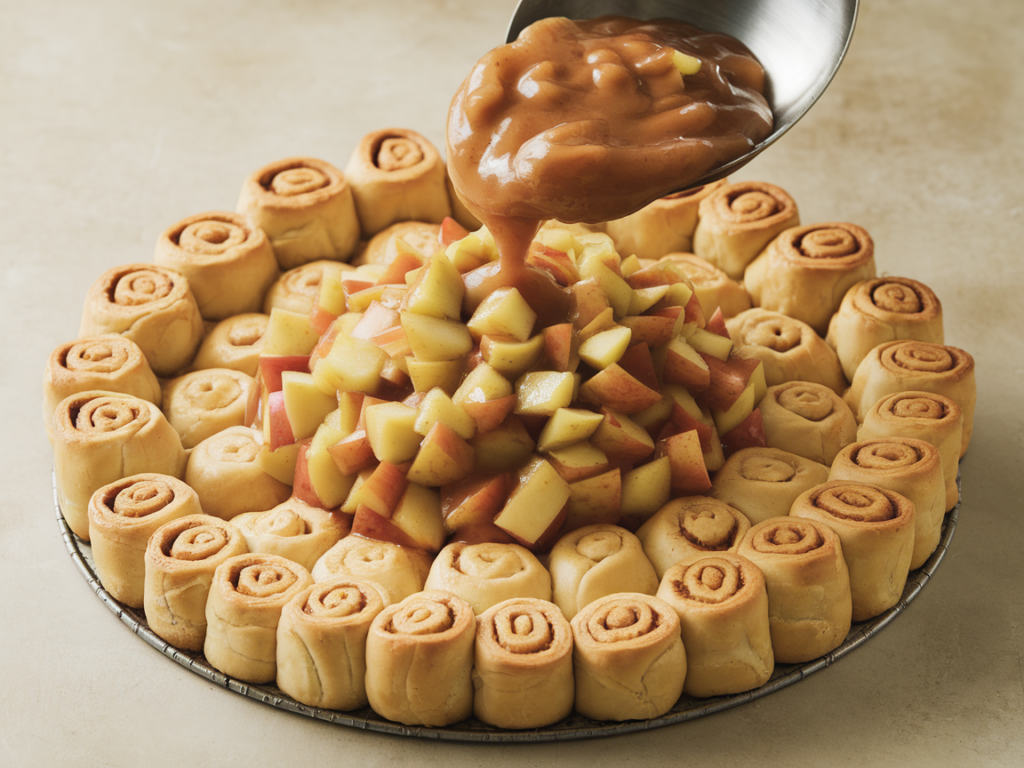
{"left": 619, "top": 457, "right": 672, "bottom": 530}
{"left": 259, "top": 354, "right": 311, "bottom": 394}
{"left": 628, "top": 285, "right": 672, "bottom": 315}
{"left": 262, "top": 308, "right": 320, "bottom": 356}
{"left": 311, "top": 333, "right": 387, "bottom": 396}
{"left": 493, "top": 458, "right": 571, "bottom": 552}
{"left": 413, "top": 387, "right": 476, "bottom": 440}
{"left": 406, "top": 421, "right": 476, "bottom": 487}
{"left": 406, "top": 357, "right": 466, "bottom": 395}
{"left": 542, "top": 322, "right": 577, "bottom": 372}
{"left": 440, "top": 473, "right": 513, "bottom": 533}
{"left": 390, "top": 482, "right": 446, "bottom": 553}
{"left": 400, "top": 311, "right": 474, "bottom": 362}
{"left": 466, "top": 286, "right": 537, "bottom": 342}
{"left": 514, "top": 371, "right": 577, "bottom": 417}
{"left": 265, "top": 390, "right": 295, "bottom": 451}
{"left": 306, "top": 410, "right": 359, "bottom": 508}
{"left": 564, "top": 468, "right": 622, "bottom": 531}
{"left": 347, "top": 461, "right": 408, "bottom": 518}
{"left": 479, "top": 334, "right": 545, "bottom": 379}
{"left": 576, "top": 307, "right": 618, "bottom": 343}
{"left": 578, "top": 257, "right": 632, "bottom": 319}
{"left": 546, "top": 441, "right": 612, "bottom": 483}
{"left": 619, "top": 314, "right": 676, "bottom": 348}
{"left": 471, "top": 414, "right": 535, "bottom": 474}
{"left": 536, "top": 407, "right": 604, "bottom": 452}
{"left": 688, "top": 326, "right": 733, "bottom": 361}
{"left": 662, "top": 336, "right": 711, "bottom": 392}
{"left": 350, "top": 301, "right": 401, "bottom": 341}
{"left": 453, "top": 362, "right": 512, "bottom": 404}
{"left": 579, "top": 363, "right": 663, "bottom": 414}
{"left": 590, "top": 408, "right": 656, "bottom": 464}
{"left": 400, "top": 251, "right": 464, "bottom": 320}
{"left": 655, "top": 430, "right": 712, "bottom": 495}
{"left": 326, "top": 428, "right": 376, "bottom": 476}
{"left": 351, "top": 504, "right": 418, "bottom": 549}
{"left": 439, "top": 216, "right": 471, "bottom": 247}
{"left": 710, "top": 380, "right": 758, "bottom": 437}
{"left": 281, "top": 370, "right": 337, "bottom": 441}
{"left": 254, "top": 442, "right": 301, "bottom": 485}
{"left": 363, "top": 401, "right": 422, "bottom": 465}
{"left": 720, "top": 407, "right": 767, "bottom": 457}
{"left": 570, "top": 278, "right": 612, "bottom": 330}
{"left": 578, "top": 325, "right": 632, "bottom": 370}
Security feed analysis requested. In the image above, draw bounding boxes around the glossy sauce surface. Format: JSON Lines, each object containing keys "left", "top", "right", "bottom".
{"left": 447, "top": 15, "right": 773, "bottom": 303}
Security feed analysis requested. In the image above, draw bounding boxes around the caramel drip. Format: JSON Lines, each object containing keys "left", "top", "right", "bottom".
{"left": 883, "top": 341, "right": 958, "bottom": 373}
{"left": 738, "top": 455, "right": 796, "bottom": 483}
{"left": 751, "top": 519, "right": 824, "bottom": 555}
{"left": 111, "top": 269, "right": 174, "bottom": 306}
{"left": 575, "top": 530, "right": 624, "bottom": 562}
{"left": 776, "top": 384, "right": 835, "bottom": 421}
{"left": 871, "top": 281, "right": 924, "bottom": 314}
{"left": 490, "top": 603, "right": 555, "bottom": 654}
{"left": 853, "top": 441, "right": 922, "bottom": 470}
{"left": 63, "top": 338, "right": 130, "bottom": 374}
{"left": 232, "top": 559, "right": 300, "bottom": 598}
{"left": 678, "top": 504, "right": 739, "bottom": 550}
{"left": 387, "top": 595, "right": 456, "bottom": 635}
{"left": 207, "top": 430, "right": 261, "bottom": 463}
{"left": 673, "top": 558, "right": 743, "bottom": 604}
{"left": 375, "top": 136, "right": 425, "bottom": 171}
{"left": 454, "top": 544, "right": 525, "bottom": 579}
{"left": 73, "top": 395, "right": 148, "bottom": 433}
{"left": 812, "top": 485, "right": 898, "bottom": 522}
{"left": 181, "top": 372, "right": 243, "bottom": 410}
{"left": 176, "top": 217, "right": 249, "bottom": 254}
{"left": 266, "top": 166, "right": 330, "bottom": 196}
{"left": 167, "top": 522, "right": 231, "bottom": 561}
{"left": 585, "top": 597, "right": 660, "bottom": 643}
{"left": 303, "top": 583, "right": 368, "bottom": 618}
{"left": 109, "top": 478, "right": 175, "bottom": 518}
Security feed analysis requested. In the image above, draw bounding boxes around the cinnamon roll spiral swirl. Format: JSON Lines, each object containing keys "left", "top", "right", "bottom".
{"left": 758, "top": 381, "right": 859, "bottom": 465}
{"left": 190, "top": 313, "right": 268, "bottom": 378}
{"left": 661, "top": 252, "right": 752, "bottom": 319}
{"left": 473, "top": 598, "right": 575, "bottom": 728}
{"left": 656, "top": 552, "right": 773, "bottom": 697}
{"left": 791, "top": 481, "right": 916, "bottom": 621}
{"left": 231, "top": 497, "right": 349, "bottom": 572}
{"left": 311, "top": 535, "right": 431, "bottom": 603}
{"left": 144, "top": 514, "right": 248, "bottom": 651}
{"left": 636, "top": 497, "right": 751, "bottom": 579}
{"left": 709, "top": 446, "right": 830, "bottom": 524}
{"left": 161, "top": 368, "right": 254, "bottom": 449}
{"left": 423, "top": 541, "right": 551, "bottom": 615}
{"left": 826, "top": 277, "right": 944, "bottom": 380}
{"left": 262, "top": 260, "right": 355, "bottom": 315}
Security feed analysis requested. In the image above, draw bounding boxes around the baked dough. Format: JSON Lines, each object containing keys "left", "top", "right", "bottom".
{"left": 189, "top": 313, "right": 268, "bottom": 377}
{"left": 355, "top": 221, "right": 442, "bottom": 266}
{"left": 161, "top": 368, "right": 254, "bottom": 449}
{"left": 231, "top": 497, "right": 350, "bottom": 572}
{"left": 311, "top": 535, "right": 432, "bottom": 603}
{"left": 661, "top": 252, "right": 752, "bottom": 319}
{"left": 758, "top": 381, "right": 859, "bottom": 466}
{"left": 262, "top": 259, "right": 355, "bottom": 315}
{"left": 423, "top": 541, "right": 551, "bottom": 615}
{"left": 636, "top": 496, "right": 751, "bottom": 579}
{"left": 708, "top": 446, "right": 830, "bottom": 525}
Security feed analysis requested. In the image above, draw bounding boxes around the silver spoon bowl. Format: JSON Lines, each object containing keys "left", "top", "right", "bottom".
{"left": 506, "top": 0, "right": 859, "bottom": 187}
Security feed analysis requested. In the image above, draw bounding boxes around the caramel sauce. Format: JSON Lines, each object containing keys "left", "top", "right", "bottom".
{"left": 447, "top": 15, "right": 772, "bottom": 307}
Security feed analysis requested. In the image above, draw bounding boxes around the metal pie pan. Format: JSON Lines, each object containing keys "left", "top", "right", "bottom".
{"left": 56, "top": 473, "right": 959, "bottom": 742}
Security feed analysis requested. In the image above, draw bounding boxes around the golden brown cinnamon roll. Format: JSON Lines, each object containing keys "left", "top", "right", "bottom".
{"left": 827, "top": 277, "right": 944, "bottom": 381}
{"left": 161, "top": 368, "right": 254, "bottom": 449}
{"left": 344, "top": 128, "right": 452, "bottom": 237}
{"left": 859, "top": 391, "right": 963, "bottom": 512}
{"left": 846, "top": 341, "right": 976, "bottom": 457}
{"left": 758, "top": 381, "right": 859, "bottom": 465}
{"left": 737, "top": 517, "right": 852, "bottom": 663}
{"left": 473, "top": 597, "right": 575, "bottom": 728}
{"left": 275, "top": 578, "right": 387, "bottom": 710}
{"left": 184, "top": 426, "right": 291, "bottom": 521}
{"left": 744, "top": 222, "right": 877, "bottom": 336}
{"left": 189, "top": 313, "right": 268, "bottom": 377}
{"left": 829, "top": 438, "right": 945, "bottom": 570}
{"left": 262, "top": 259, "right": 354, "bottom": 315}
{"left": 204, "top": 553, "right": 313, "bottom": 683}
{"left": 691, "top": 180, "right": 800, "bottom": 279}
{"left": 656, "top": 552, "right": 773, "bottom": 697}
{"left": 79, "top": 263, "right": 205, "bottom": 377}
{"left": 423, "top": 541, "right": 551, "bottom": 615}
{"left": 311, "top": 535, "right": 432, "bottom": 603}
{"left": 365, "top": 590, "right": 476, "bottom": 726}
{"left": 153, "top": 211, "right": 280, "bottom": 321}
{"left": 548, "top": 524, "right": 659, "bottom": 620}
{"left": 355, "top": 220, "right": 442, "bottom": 266}
{"left": 791, "top": 481, "right": 916, "bottom": 621}
{"left": 726, "top": 309, "right": 847, "bottom": 395}
{"left": 571, "top": 592, "right": 686, "bottom": 721}
{"left": 600, "top": 180, "right": 728, "bottom": 260}
{"left": 709, "top": 447, "right": 830, "bottom": 525}
{"left": 237, "top": 156, "right": 361, "bottom": 269}
{"left": 144, "top": 514, "right": 248, "bottom": 651}
{"left": 87, "top": 474, "right": 202, "bottom": 608}
{"left": 43, "top": 335, "right": 161, "bottom": 441}
{"left": 53, "top": 391, "right": 187, "bottom": 540}
{"left": 230, "top": 498, "right": 349, "bottom": 573}
{"left": 660, "top": 252, "right": 752, "bottom": 319}
{"left": 636, "top": 497, "right": 751, "bottom": 579}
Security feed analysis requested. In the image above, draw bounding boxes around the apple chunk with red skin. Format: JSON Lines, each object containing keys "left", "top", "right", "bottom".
{"left": 655, "top": 429, "right": 712, "bottom": 495}
{"left": 590, "top": 408, "right": 656, "bottom": 464}
{"left": 351, "top": 504, "right": 420, "bottom": 549}
{"left": 619, "top": 456, "right": 672, "bottom": 531}
{"left": 390, "top": 482, "right": 446, "bottom": 553}
{"left": 719, "top": 406, "right": 767, "bottom": 457}
{"left": 579, "top": 363, "right": 663, "bottom": 414}
{"left": 440, "top": 473, "right": 513, "bottom": 533}
{"left": 493, "top": 457, "right": 571, "bottom": 553}
{"left": 406, "top": 420, "right": 476, "bottom": 487}
{"left": 563, "top": 468, "right": 622, "bottom": 531}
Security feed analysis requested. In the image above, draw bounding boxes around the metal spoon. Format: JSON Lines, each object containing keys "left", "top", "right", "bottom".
{"left": 506, "top": 0, "right": 859, "bottom": 187}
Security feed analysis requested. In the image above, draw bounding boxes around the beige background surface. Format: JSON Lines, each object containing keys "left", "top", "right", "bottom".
{"left": 4, "top": 0, "right": 1023, "bottom": 765}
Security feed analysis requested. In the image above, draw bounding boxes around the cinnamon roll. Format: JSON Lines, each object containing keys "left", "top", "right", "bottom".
{"left": 344, "top": 128, "right": 452, "bottom": 237}
{"left": 144, "top": 514, "right": 248, "bottom": 651}
{"left": 571, "top": 592, "right": 686, "bottom": 721}
{"left": 184, "top": 426, "right": 291, "bottom": 521}
{"left": 829, "top": 438, "right": 945, "bottom": 570}
{"left": 691, "top": 181, "right": 800, "bottom": 279}
{"left": 237, "top": 156, "right": 361, "bottom": 269}
{"left": 423, "top": 541, "right": 551, "bottom": 615}
{"left": 548, "top": 524, "right": 659, "bottom": 620}
{"left": 708, "top": 447, "right": 830, "bottom": 525}
{"left": 275, "top": 578, "right": 387, "bottom": 710}
{"left": 758, "top": 381, "right": 859, "bottom": 465}
{"left": 161, "top": 368, "right": 254, "bottom": 449}
{"left": 311, "top": 535, "right": 431, "bottom": 603}
{"left": 356, "top": 220, "right": 442, "bottom": 266}
{"left": 635, "top": 497, "right": 751, "bottom": 580}
{"left": 153, "top": 211, "right": 280, "bottom": 321}
{"left": 845, "top": 340, "right": 975, "bottom": 455}
{"left": 859, "top": 391, "right": 963, "bottom": 511}
{"left": 262, "top": 259, "right": 354, "bottom": 315}
{"left": 43, "top": 335, "right": 161, "bottom": 441}
{"left": 87, "top": 474, "right": 202, "bottom": 608}
{"left": 473, "top": 597, "right": 575, "bottom": 729}
{"left": 744, "top": 222, "right": 877, "bottom": 337}
{"left": 600, "top": 179, "right": 728, "bottom": 260}
{"left": 365, "top": 590, "right": 476, "bottom": 726}
{"left": 791, "top": 481, "right": 916, "bottom": 621}
{"left": 189, "top": 313, "right": 268, "bottom": 377}
{"left": 656, "top": 553, "right": 773, "bottom": 697}
{"left": 204, "top": 553, "right": 313, "bottom": 683}
{"left": 826, "top": 277, "right": 944, "bottom": 381}
{"left": 53, "top": 391, "right": 187, "bottom": 540}
{"left": 726, "top": 309, "right": 847, "bottom": 395}
{"left": 231, "top": 497, "right": 349, "bottom": 573}
{"left": 79, "top": 263, "right": 205, "bottom": 377}
{"left": 737, "top": 517, "right": 852, "bottom": 663}
{"left": 661, "top": 252, "right": 752, "bottom": 319}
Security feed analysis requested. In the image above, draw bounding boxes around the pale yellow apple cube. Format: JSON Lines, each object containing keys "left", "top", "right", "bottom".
{"left": 578, "top": 325, "right": 632, "bottom": 370}
{"left": 414, "top": 388, "right": 476, "bottom": 440}
{"left": 400, "top": 311, "right": 474, "bottom": 362}
{"left": 363, "top": 401, "right": 422, "bottom": 464}
{"left": 536, "top": 407, "right": 605, "bottom": 452}
{"left": 262, "top": 308, "right": 320, "bottom": 356}
{"left": 467, "top": 286, "right": 537, "bottom": 342}
{"left": 401, "top": 252, "right": 464, "bottom": 320}
{"left": 281, "top": 371, "right": 337, "bottom": 440}
{"left": 515, "top": 371, "right": 578, "bottom": 417}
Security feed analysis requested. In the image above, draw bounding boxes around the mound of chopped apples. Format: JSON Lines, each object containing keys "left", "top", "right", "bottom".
{"left": 252, "top": 219, "right": 767, "bottom": 555}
